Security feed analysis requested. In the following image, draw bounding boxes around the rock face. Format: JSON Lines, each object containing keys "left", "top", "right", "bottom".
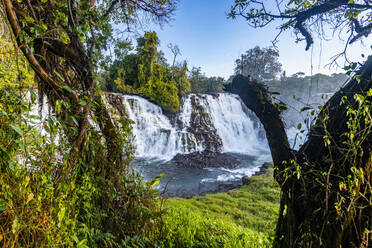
{"left": 171, "top": 94, "right": 233, "bottom": 169}
{"left": 187, "top": 94, "right": 223, "bottom": 152}
{"left": 104, "top": 92, "right": 128, "bottom": 117}
{"left": 172, "top": 151, "right": 240, "bottom": 169}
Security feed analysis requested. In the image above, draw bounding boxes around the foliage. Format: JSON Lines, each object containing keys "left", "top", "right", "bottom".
{"left": 155, "top": 169, "right": 280, "bottom": 248}
{"left": 102, "top": 31, "right": 190, "bottom": 112}
{"left": 228, "top": 1, "right": 372, "bottom": 246}
{"left": 0, "top": 0, "right": 177, "bottom": 247}
{"left": 139, "top": 72, "right": 181, "bottom": 113}
{"left": 189, "top": 67, "right": 225, "bottom": 93}
{"left": 0, "top": 85, "right": 161, "bottom": 247}
{"left": 0, "top": 34, "right": 33, "bottom": 89}
{"left": 234, "top": 46, "right": 282, "bottom": 82}
{"left": 228, "top": 0, "right": 372, "bottom": 52}
{"left": 173, "top": 61, "right": 191, "bottom": 97}
{"left": 0, "top": 44, "right": 159, "bottom": 245}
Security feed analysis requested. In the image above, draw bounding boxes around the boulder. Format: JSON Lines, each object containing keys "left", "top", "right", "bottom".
{"left": 172, "top": 151, "right": 240, "bottom": 169}
{"left": 242, "top": 176, "right": 251, "bottom": 185}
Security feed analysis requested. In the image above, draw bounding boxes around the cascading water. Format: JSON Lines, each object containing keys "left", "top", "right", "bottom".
{"left": 121, "top": 95, "right": 203, "bottom": 160}
{"left": 29, "top": 92, "right": 270, "bottom": 196}
{"left": 194, "top": 94, "right": 264, "bottom": 154}
{"left": 118, "top": 93, "right": 271, "bottom": 197}
{"left": 121, "top": 93, "right": 266, "bottom": 160}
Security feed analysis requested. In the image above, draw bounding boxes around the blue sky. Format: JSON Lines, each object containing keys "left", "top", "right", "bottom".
{"left": 144, "top": 0, "right": 372, "bottom": 79}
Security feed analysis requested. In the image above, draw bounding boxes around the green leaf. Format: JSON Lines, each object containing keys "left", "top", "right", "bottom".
{"left": 10, "top": 125, "right": 23, "bottom": 135}
{"left": 25, "top": 16, "right": 35, "bottom": 23}
{"left": 0, "top": 200, "right": 7, "bottom": 212}
{"left": 77, "top": 239, "right": 88, "bottom": 248}
{"left": 71, "top": 117, "right": 79, "bottom": 127}
{"left": 30, "top": 89, "right": 37, "bottom": 103}
{"left": 72, "top": 236, "right": 79, "bottom": 243}
{"left": 62, "top": 85, "right": 75, "bottom": 94}
{"left": 54, "top": 71, "right": 65, "bottom": 82}
{"left": 300, "top": 107, "right": 312, "bottom": 112}
{"left": 148, "top": 174, "right": 165, "bottom": 188}
{"left": 58, "top": 207, "right": 66, "bottom": 222}
{"left": 297, "top": 123, "right": 302, "bottom": 130}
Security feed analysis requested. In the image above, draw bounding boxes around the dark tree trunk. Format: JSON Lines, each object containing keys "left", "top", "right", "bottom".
{"left": 225, "top": 56, "right": 372, "bottom": 248}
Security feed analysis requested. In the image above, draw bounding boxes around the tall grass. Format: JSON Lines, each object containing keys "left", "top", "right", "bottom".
{"left": 154, "top": 168, "right": 280, "bottom": 248}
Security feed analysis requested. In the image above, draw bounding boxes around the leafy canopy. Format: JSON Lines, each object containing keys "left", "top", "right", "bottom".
{"left": 234, "top": 46, "right": 282, "bottom": 81}
{"left": 102, "top": 31, "right": 190, "bottom": 113}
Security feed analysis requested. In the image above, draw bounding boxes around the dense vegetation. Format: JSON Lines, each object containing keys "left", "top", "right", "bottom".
{"left": 100, "top": 31, "right": 229, "bottom": 112}
{"left": 0, "top": 0, "right": 371, "bottom": 247}
{"left": 188, "top": 67, "right": 226, "bottom": 93}
{"left": 101, "top": 31, "right": 190, "bottom": 113}
{"left": 0, "top": 23, "right": 161, "bottom": 247}
{"left": 0, "top": 0, "right": 175, "bottom": 247}
{"left": 235, "top": 46, "right": 282, "bottom": 82}
{"left": 229, "top": 0, "right": 372, "bottom": 247}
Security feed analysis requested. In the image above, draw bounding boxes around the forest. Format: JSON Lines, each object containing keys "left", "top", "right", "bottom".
{"left": 0, "top": 0, "right": 371, "bottom": 248}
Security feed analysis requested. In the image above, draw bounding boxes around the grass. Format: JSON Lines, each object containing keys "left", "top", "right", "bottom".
{"left": 155, "top": 168, "right": 280, "bottom": 248}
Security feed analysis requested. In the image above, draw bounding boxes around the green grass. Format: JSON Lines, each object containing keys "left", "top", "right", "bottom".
{"left": 155, "top": 168, "right": 280, "bottom": 248}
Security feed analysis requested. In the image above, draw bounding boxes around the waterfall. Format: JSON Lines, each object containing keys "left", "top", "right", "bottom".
{"left": 120, "top": 93, "right": 266, "bottom": 160}
{"left": 194, "top": 94, "right": 264, "bottom": 154}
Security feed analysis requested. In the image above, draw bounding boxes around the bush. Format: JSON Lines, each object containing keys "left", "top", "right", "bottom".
{"left": 139, "top": 79, "right": 181, "bottom": 113}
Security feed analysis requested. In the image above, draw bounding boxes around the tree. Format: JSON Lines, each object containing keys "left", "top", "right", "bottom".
{"left": 189, "top": 67, "right": 205, "bottom": 93}
{"left": 137, "top": 31, "right": 160, "bottom": 87}
{"left": 235, "top": 46, "right": 282, "bottom": 81}
{"left": 227, "top": 1, "right": 372, "bottom": 247}
{"left": 1, "top": 0, "right": 177, "bottom": 246}
{"left": 229, "top": 0, "right": 372, "bottom": 54}
{"left": 168, "top": 42, "right": 181, "bottom": 80}
{"left": 188, "top": 67, "right": 225, "bottom": 93}
{"left": 100, "top": 31, "right": 190, "bottom": 112}
{"left": 173, "top": 61, "right": 191, "bottom": 97}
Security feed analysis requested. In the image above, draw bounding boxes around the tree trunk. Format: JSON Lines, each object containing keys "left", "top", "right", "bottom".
{"left": 225, "top": 56, "right": 372, "bottom": 248}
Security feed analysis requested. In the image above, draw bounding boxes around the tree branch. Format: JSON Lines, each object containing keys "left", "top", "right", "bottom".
{"left": 2, "top": 0, "right": 78, "bottom": 101}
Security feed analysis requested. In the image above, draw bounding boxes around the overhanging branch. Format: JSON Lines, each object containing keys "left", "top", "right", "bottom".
{"left": 2, "top": 0, "right": 79, "bottom": 101}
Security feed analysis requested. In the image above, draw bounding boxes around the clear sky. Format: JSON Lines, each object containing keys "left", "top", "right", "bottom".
{"left": 145, "top": 0, "right": 372, "bottom": 79}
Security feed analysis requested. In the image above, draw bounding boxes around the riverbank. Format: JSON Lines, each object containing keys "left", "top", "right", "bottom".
{"left": 157, "top": 168, "right": 280, "bottom": 247}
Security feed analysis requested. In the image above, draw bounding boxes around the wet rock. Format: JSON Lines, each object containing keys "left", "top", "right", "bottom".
{"left": 242, "top": 176, "right": 251, "bottom": 185}
{"left": 253, "top": 162, "right": 272, "bottom": 176}
{"left": 217, "top": 183, "right": 236, "bottom": 192}
{"left": 104, "top": 92, "right": 128, "bottom": 117}
{"left": 241, "top": 162, "right": 271, "bottom": 186}
{"left": 187, "top": 95, "right": 223, "bottom": 152}
{"left": 197, "top": 180, "right": 241, "bottom": 197}
{"left": 172, "top": 151, "right": 240, "bottom": 169}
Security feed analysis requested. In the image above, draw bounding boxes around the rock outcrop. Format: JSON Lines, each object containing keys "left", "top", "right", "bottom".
{"left": 172, "top": 150, "right": 240, "bottom": 169}
{"left": 187, "top": 94, "right": 223, "bottom": 152}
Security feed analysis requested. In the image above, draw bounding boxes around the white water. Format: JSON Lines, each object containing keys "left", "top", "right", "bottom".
{"left": 195, "top": 94, "right": 264, "bottom": 154}
{"left": 121, "top": 93, "right": 266, "bottom": 160}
